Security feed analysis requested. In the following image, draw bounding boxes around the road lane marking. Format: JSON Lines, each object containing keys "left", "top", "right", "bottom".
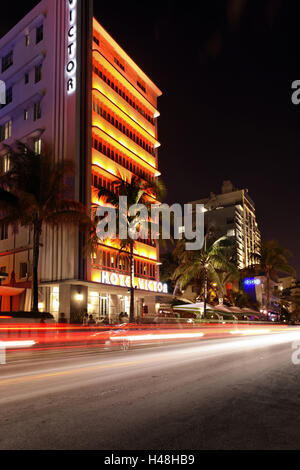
{"left": 0, "top": 360, "right": 146, "bottom": 386}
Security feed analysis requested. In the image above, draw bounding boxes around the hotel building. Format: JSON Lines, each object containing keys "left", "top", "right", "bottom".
{"left": 190, "top": 181, "right": 261, "bottom": 270}
{"left": 0, "top": 0, "right": 168, "bottom": 320}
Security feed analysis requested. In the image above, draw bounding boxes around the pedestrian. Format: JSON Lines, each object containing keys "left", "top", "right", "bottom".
{"left": 88, "top": 314, "right": 96, "bottom": 326}
{"left": 123, "top": 312, "right": 129, "bottom": 322}
{"left": 83, "top": 312, "right": 89, "bottom": 326}
{"left": 58, "top": 313, "right": 67, "bottom": 324}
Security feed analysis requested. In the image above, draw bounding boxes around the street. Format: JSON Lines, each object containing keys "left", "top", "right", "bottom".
{"left": 1, "top": 330, "right": 300, "bottom": 450}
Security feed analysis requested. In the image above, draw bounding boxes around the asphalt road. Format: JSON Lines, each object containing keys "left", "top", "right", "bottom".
{"left": 1, "top": 331, "right": 300, "bottom": 450}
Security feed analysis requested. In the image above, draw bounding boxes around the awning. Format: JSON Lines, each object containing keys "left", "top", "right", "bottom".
{"left": 0, "top": 286, "right": 25, "bottom": 296}
{"left": 213, "top": 304, "right": 234, "bottom": 313}
{"left": 174, "top": 302, "right": 215, "bottom": 312}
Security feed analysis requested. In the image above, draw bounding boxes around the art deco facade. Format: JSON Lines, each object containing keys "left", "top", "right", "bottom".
{"left": 0, "top": 0, "right": 167, "bottom": 320}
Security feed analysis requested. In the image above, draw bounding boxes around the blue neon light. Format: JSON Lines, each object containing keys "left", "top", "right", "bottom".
{"left": 244, "top": 278, "right": 261, "bottom": 287}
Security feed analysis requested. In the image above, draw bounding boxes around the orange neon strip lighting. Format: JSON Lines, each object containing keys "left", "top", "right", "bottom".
{"left": 92, "top": 44, "right": 161, "bottom": 110}
{"left": 92, "top": 124, "right": 159, "bottom": 175}
{"left": 92, "top": 87, "right": 160, "bottom": 147}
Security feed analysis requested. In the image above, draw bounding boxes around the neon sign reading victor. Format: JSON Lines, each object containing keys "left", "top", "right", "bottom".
{"left": 100, "top": 271, "right": 168, "bottom": 294}
{"left": 66, "top": 0, "right": 77, "bottom": 94}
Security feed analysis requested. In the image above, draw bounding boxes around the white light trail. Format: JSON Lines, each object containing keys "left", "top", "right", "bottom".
{"left": 230, "top": 329, "right": 271, "bottom": 335}
{"left": 0, "top": 340, "right": 36, "bottom": 365}
{"left": 110, "top": 332, "right": 204, "bottom": 342}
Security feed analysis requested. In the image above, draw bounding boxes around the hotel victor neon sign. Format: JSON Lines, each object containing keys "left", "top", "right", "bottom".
{"left": 100, "top": 271, "right": 168, "bottom": 294}
{"left": 66, "top": 0, "right": 77, "bottom": 94}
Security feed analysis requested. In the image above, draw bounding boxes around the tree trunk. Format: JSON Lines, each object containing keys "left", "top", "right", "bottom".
{"left": 173, "top": 279, "right": 181, "bottom": 297}
{"left": 32, "top": 221, "right": 41, "bottom": 314}
{"left": 266, "top": 270, "right": 270, "bottom": 312}
{"left": 129, "top": 243, "right": 135, "bottom": 323}
{"left": 203, "top": 268, "right": 208, "bottom": 319}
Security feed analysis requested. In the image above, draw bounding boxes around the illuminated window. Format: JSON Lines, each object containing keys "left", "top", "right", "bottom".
{"left": 0, "top": 120, "right": 12, "bottom": 142}
{"left": 34, "top": 102, "right": 42, "bottom": 121}
{"left": 34, "top": 138, "right": 42, "bottom": 155}
{"left": 50, "top": 286, "right": 59, "bottom": 313}
{"left": 227, "top": 229, "right": 235, "bottom": 237}
{"left": 25, "top": 34, "right": 30, "bottom": 47}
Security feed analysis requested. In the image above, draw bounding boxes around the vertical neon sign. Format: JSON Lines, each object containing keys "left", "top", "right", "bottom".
{"left": 66, "top": 0, "right": 77, "bottom": 94}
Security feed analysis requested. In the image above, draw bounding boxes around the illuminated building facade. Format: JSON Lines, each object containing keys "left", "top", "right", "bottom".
{"left": 191, "top": 181, "right": 261, "bottom": 270}
{"left": 0, "top": 0, "right": 167, "bottom": 320}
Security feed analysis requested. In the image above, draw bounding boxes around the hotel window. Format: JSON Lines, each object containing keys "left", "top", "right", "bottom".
{"left": 0, "top": 224, "right": 8, "bottom": 241}
{"left": 2, "top": 51, "right": 13, "bottom": 73}
{"left": 137, "top": 80, "right": 146, "bottom": 93}
{"left": 111, "top": 254, "right": 115, "bottom": 268}
{"left": 34, "top": 138, "right": 42, "bottom": 155}
{"left": 19, "top": 262, "right": 28, "bottom": 279}
{"left": 24, "top": 109, "right": 29, "bottom": 121}
{"left": 34, "top": 102, "right": 42, "bottom": 121}
{"left": 35, "top": 64, "right": 42, "bottom": 83}
{"left": 114, "top": 57, "right": 125, "bottom": 71}
{"left": 0, "top": 120, "right": 12, "bottom": 142}
{"left": 36, "top": 24, "right": 44, "bottom": 44}
{"left": 25, "top": 72, "right": 29, "bottom": 84}
{"left": 93, "top": 62, "right": 155, "bottom": 125}
{"left": 25, "top": 34, "right": 30, "bottom": 47}
{"left": 1, "top": 153, "right": 10, "bottom": 174}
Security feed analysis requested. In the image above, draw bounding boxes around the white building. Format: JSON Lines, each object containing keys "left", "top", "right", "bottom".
{"left": 190, "top": 181, "right": 261, "bottom": 270}
{"left": 0, "top": 0, "right": 169, "bottom": 321}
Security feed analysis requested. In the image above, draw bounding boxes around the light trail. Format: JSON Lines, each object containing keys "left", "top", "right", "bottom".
{"left": 1, "top": 329, "right": 300, "bottom": 386}
{"left": 110, "top": 332, "right": 204, "bottom": 342}
{"left": 0, "top": 340, "right": 36, "bottom": 348}
{"left": 0, "top": 322, "right": 299, "bottom": 356}
{"left": 230, "top": 329, "right": 271, "bottom": 335}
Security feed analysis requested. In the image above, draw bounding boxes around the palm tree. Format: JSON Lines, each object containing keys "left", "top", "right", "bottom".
{"left": 252, "top": 240, "right": 296, "bottom": 310}
{"left": 172, "top": 228, "right": 237, "bottom": 317}
{"left": 95, "top": 175, "right": 165, "bottom": 323}
{"left": 211, "top": 269, "right": 239, "bottom": 305}
{"left": 0, "top": 142, "right": 91, "bottom": 314}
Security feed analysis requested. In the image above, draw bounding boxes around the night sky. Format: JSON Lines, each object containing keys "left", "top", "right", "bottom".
{"left": 1, "top": 0, "right": 300, "bottom": 274}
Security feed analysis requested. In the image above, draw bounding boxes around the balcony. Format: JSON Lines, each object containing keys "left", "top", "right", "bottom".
{"left": 93, "top": 73, "right": 156, "bottom": 138}
{"left": 92, "top": 49, "right": 160, "bottom": 117}
{"left": 92, "top": 111, "right": 158, "bottom": 171}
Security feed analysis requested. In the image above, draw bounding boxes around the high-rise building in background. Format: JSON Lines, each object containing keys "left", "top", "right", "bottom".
{"left": 190, "top": 181, "right": 261, "bottom": 269}
{"left": 0, "top": 0, "right": 167, "bottom": 320}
